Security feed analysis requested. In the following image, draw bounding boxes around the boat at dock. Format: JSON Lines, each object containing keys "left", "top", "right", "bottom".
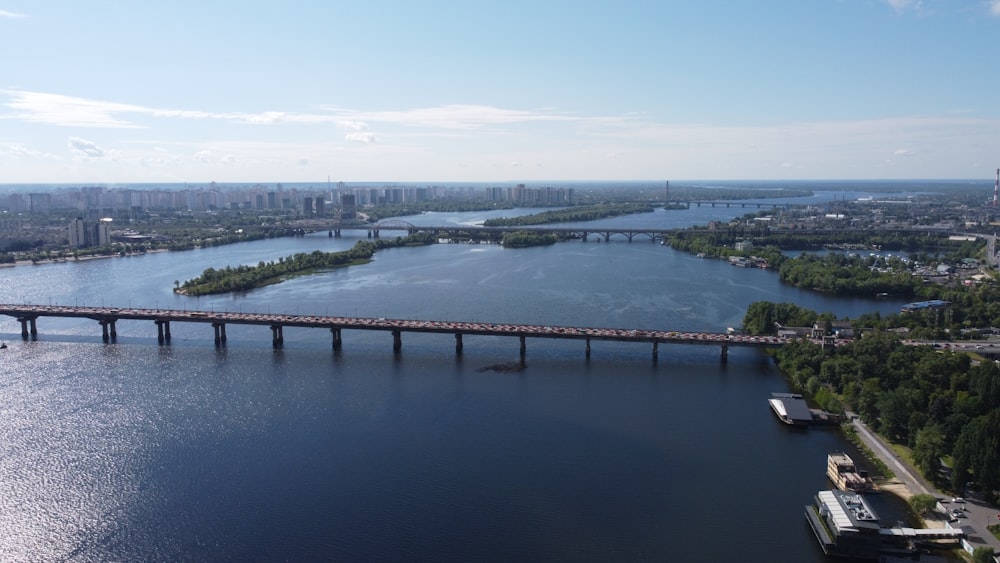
{"left": 768, "top": 392, "right": 813, "bottom": 426}
{"left": 768, "top": 392, "right": 844, "bottom": 427}
{"left": 827, "top": 452, "right": 878, "bottom": 493}
{"left": 806, "top": 489, "right": 965, "bottom": 560}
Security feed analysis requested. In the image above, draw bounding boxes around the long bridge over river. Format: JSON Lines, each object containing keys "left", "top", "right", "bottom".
{"left": 301, "top": 220, "right": 955, "bottom": 245}
{"left": 0, "top": 304, "right": 791, "bottom": 361}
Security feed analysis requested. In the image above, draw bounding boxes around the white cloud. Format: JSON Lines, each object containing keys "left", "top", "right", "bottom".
{"left": 68, "top": 137, "right": 109, "bottom": 158}
{"left": 5, "top": 91, "right": 146, "bottom": 128}
{"left": 0, "top": 10, "right": 27, "bottom": 18}
{"left": 326, "top": 104, "right": 584, "bottom": 130}
{"left": 345, "top": 132, "right": 376, "bottom": 144}
{"left": 340, "top": 120, "right": 369, "bottom": 131}
{"left": 893, "top": 148, "right": 917, "bottom": 156}
{"left": 2, "top": 91, "right": 611, "bottom": 140}
{"left": 0, "top": 143, "right": 55, "bottom": 159}
{"left": 991, "top": 0, "right": 1000, "bottom": 16}
{"left": 886, "top": 0, "right": 922, "bottom": 14}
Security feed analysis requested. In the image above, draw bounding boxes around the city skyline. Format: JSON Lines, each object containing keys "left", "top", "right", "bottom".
{"left": 2, "top": 0, "right": 1000, "bottom": 184}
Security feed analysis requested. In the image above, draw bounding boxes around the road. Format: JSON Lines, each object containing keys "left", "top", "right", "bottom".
{"left": 849, "top": 415, "right": 1000, "bottom": 555}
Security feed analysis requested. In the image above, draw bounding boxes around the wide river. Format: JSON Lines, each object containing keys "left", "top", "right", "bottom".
{"left": 1, "top": 202, "right": 921, "bottom": 561}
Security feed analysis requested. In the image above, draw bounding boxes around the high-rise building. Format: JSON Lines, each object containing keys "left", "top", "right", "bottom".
{"left": 68, "top": 218, "right": 111, "bottom": 247}
{"left": 340, "top": 194, "right": 357, "bottom": 221}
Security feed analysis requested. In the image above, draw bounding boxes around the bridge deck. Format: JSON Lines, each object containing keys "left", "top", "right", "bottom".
{"left": 0, "top": 304, "right": 787, "bottom": 348}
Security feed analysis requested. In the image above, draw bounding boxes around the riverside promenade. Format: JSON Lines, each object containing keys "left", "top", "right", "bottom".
{"left": 0, "top": 304, "right": 789, "bottom": 360}
{"left": 849, "top": 414, "right": 1000, "bottom": 556}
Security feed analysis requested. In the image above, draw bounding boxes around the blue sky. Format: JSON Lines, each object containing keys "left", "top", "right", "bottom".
{"left": 1, "top": 0, "right": 999, "bottom": 184}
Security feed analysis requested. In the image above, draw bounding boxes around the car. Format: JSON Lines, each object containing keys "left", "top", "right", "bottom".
{"left": 952, "top": 497, "right": 965, "bottom": 503}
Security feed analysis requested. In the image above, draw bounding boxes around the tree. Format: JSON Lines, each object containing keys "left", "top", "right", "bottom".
{"left": 912, "top": 425, "right": 946, "bottom": 479}
{"left": 972, "top": 546, "right": 995, "bottom": 563}
{"left": 908, "top": 493, "right": 938, "bottom": 516}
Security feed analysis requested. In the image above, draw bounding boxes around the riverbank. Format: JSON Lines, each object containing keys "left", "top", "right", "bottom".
{"left": 850, "top": 416, "right": 1000, "bottom": 556}
{"left": 3, "top": 248, "right": 170, "bottom": 268}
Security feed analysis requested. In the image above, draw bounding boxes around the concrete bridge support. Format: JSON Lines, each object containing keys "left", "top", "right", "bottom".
{"left": 392, "top": 330, "right": 402, "bottom": 353}
{"left": 652, "top": 341, "right": 658, "bottom": 362}
{"left": 155, "top": 320, "right": 172, "bottom": 344}
{"left": 455, "top": 333, "right": 463, "bottom": 355}
{"left": 519, "top": 335, "right": 526, "bottom": 357}
{"left": 585, "top": 337, "right": 591, "bottom": 359}
{"left": 100, "top": 318, "right": 117, "bottom": 342}
{"left": 17, "top": 316, "right": 37, "bottom": 340}
{"left": 213, "top": 322, "right": 227, "bottom": 346}
{"left": 270, "top": 324, "right": 283, "bottom": 348}
{"left": 720, "top": 343, "right": 728, "bottom": 363}
{"left": 331, "top": 327, "right": 342, "bottom": 351}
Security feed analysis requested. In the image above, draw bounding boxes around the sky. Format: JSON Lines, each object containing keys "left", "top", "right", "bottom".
{"left": 1, "top": 0, "right": 1000, "bottom": 184}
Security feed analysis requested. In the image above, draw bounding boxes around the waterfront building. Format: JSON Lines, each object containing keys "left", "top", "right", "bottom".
{"left": 768, "top": 392, "right": 813, "bottom": 426}
{"left": 806, "top": 490, "right": 883, "bottom": 560}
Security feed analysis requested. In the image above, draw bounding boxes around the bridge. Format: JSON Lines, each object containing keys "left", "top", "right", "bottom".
{"left": 0, "top": 304, "right": 792, "bottom": 361}
{"left": 303, "top": 219, "right": 684, "bottom": 243}
{"left": 676, "top": 201, "right": 792, "bottom": 209}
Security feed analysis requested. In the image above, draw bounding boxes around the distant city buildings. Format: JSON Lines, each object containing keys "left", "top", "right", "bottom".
{"left": 0, "top": 182, "right": 573, "bottom": 219}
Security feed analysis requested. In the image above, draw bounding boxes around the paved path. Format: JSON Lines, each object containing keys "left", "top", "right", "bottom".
{"left": 849, "top": 415, "right": 1000, "bottom": 555}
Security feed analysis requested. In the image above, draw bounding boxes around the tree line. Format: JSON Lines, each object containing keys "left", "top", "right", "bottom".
{"left": 744, "top": 301, "right": 1000, "bottom": 501}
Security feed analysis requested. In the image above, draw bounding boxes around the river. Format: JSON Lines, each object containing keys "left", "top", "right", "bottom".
{"left": 1, "top": 202, "right": 926, "bottom": 561}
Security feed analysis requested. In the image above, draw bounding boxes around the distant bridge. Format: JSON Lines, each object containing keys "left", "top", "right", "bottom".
{"left": 0, "top": 304, "right": 793, "bottom": 361}
{"left": 676, "top": 201, "right": 792, "bottom": 209}
{"left": 307, "top": 220, "right": 686, "bottom": 243}
{"left": 312, "top": 221, "right": 961, "bottom": 243}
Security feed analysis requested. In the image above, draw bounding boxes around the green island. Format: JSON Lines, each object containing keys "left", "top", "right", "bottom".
{"left": 500, "top": 230, "right": 563, "bottom": 248}
{"left": 174, "top": 233, "right": 434, "bottom": 296}
{"left": 482, "top": 202, "right": 655, "bottom": 226}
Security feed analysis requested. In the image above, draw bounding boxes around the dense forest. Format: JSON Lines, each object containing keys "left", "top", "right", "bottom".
{"left": 744, "top": 301, "right": 1000, "bottom": 501}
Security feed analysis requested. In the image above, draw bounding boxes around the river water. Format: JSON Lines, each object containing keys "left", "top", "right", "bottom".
{"left": 1, "top": 203, "right": 919, "bottom": 561}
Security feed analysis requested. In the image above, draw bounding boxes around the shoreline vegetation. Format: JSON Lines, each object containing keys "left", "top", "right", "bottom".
{"left": 743, "top": 301, "right": 1000, "bottom": 507}
{"left": 174, "top": 233, "right": 435, "bottom": 296}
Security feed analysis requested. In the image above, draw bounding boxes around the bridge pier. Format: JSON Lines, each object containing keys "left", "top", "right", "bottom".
{"left": 720, "top": 343, "right": 728, "bottom": 363}
{"left": 155, "top": 320, "right": 172, "bottom": 344}
{"left": 270, "top": 324, "right": 283, "bottom": 348}
{"left": 652, "top": 340, "right": 658, "bottom": 362}
{"left": 585, "top": 337, "right": 591, "bottom": 359}
{"left": 17, "top": 316, "right": 37, "bottom": 340}
{"left": 392, "top": 330, "right": 402, "bottom": 353}
{"left": 331, "top": 327, "right": 342, "bottom": 351}
{"left": 582, "top": 232, "right": 588, "bottom": 242}
{"left": 455, "top": 333, "right": 463, "bottom": 355}
{"left": 100, "top": 318, "right": 117, "bottom": 342}
{"left": 519, "top": 335, "right": 526, "bottom": 357}
{"left": 213, "top": 321, "right": 227, "bottom": 346}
